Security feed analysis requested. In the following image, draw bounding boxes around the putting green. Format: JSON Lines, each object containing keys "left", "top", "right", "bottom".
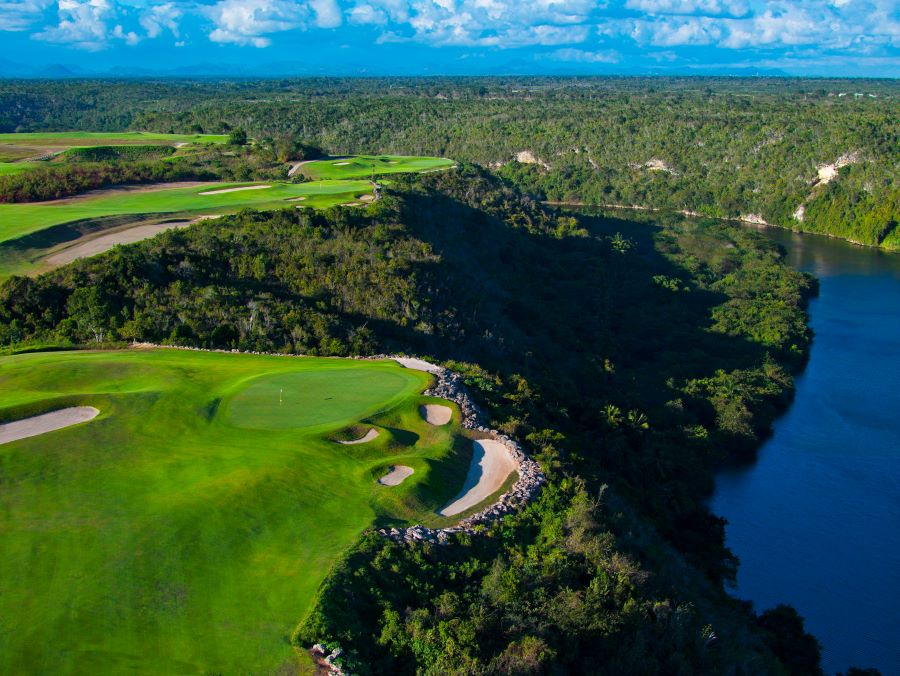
{"left": 299, "top": 154, "right": 455, "bottom": 180}
{"left": 0, "top": 348, "right": 474, "bottom": 673}
{"left": 226, "top": 368, "right": 417, "bottom": 430}
{"left": 0, "top": 180, "right": 374, "bottom": 245}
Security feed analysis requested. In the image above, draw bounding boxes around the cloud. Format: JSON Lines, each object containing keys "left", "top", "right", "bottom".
{"left": 139, "top": 2, "right": 181, "bottom": 39}
{"left": 310, "top": 0, "right": 341, "bottom": 27}
{"left": 204, "top": 0, "right": 309, "bottom": 47}
{"left": 624, "top": 0, "right": 748, "bottom": 17}
{"left": 552, "top": 47, "right": 621, "bottom": 62}
{"left": 0, "top": 0, "right": 53, "bottom": 31}
{"left": 34, "top": 0, "right": 135, "bottom": 50}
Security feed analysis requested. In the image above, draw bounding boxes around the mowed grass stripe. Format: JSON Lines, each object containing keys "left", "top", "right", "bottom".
{"left": 0, "top": 349, "right": 455, "bottom": 674}
{"left": 0, "top": 131, "right": 229, "bottom": 147}
{"left": 0, "top": 180, "right": 374, "bottom": 244}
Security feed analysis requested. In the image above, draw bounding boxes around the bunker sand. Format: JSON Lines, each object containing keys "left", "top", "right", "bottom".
{"left": 440, "top": 439, "right": 517, "bottom": 516}
{"left": 338, "top": 428, "right": 379, "bottom": 445}
{"left": 378, "top": 465, "right": 414, "bottom": 486}
{"left": 0, "top": 406, "right": 99, "bottom": 445}
{"left": 420, "top": 404, "right": 452, "bottom": 425}
{"left": 199, "top": 185, "right": 271, "bottom": 195}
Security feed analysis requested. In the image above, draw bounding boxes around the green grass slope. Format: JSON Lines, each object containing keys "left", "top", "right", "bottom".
{"left": 300, "top": 155, "right": 455, "bottom": 180}
{"left": 0, "top": 180, "right": 373, "bottom": 245}
{"left": 0, "top": 348, "right": 471, "bottom": 674}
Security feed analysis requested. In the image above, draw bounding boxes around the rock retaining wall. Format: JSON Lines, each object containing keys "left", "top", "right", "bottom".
{"left": 375, "top": 356, "right": 546, "bottom": 546}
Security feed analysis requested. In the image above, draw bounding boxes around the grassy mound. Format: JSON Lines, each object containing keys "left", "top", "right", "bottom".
{"left": 299, "top": 154, "right": 455, "bottom": 180}
{"left": 0, "top": 348, "right": 475, "bottom": 673}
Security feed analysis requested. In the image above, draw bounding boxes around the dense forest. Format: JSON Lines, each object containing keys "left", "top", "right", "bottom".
{"left": 0, "top": 165, "right": 854, "bottom": 673}
{"left": 1, "top": 77, "right": 897, "bottom": 248}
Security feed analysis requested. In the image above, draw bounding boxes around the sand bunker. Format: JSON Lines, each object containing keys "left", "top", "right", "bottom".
{"left": 198, "top": 185, "right": 271, "bottom": 196}
{"left": 360, "top": 194, "right": 375, "bottom": 202}
{"left": 0, "top": 406, "right": 99, "bottom": 445}
{"left": 333, "top": 162, "right": 351, "bottom": 166}
{"left": 394, "top": 357, "right": 442, "bottom": 374}
{"left": 378, "top": 465, "right": 414, "bottom": 486}
{"left": 287, "top": 196, "right": 307, "bottom": 202}
{"left": 440, "top": 440, "right": 517, "bottom": 516}
{"left": 420, "top": 404, "right": 452, "bottom": 426}
{"left": 338, "top": 428, "right": 379, "bottom": 445}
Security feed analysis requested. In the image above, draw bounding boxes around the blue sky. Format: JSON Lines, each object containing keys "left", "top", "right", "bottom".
{"left": 0, "top": 0, "right": 898, "bottom": 77}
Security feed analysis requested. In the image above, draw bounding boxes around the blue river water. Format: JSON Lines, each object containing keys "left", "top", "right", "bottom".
{"left": 710, "top": 227, "right": 900, "bottom": 675}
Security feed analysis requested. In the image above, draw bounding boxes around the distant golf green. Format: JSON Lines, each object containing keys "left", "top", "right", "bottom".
{"left": 0, "top": 180, "right": 373, "bottom": 244}
{"left": 0, "top": 348, "right": 472, "bottom": 673}
{"left": 299, "top": 154, "right": 455, "bottom": 180}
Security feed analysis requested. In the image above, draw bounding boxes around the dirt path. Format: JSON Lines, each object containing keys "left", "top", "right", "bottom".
{"left": 378, "top": 465, "right": 414, "bottom": 486}
{"left": 0, "top": 407, "right": 99, "bottom": 445}
{"left": 439, "top": 440, "right": 517, "bottom": 516}
{"left": 420, "top": 404, "right": 452, "bottom": 425}
{"left": 46, "top": 220, "right": 198, "bottom": 266}
{"left": 338, "top": 428, "right": 379, "bottom": 445}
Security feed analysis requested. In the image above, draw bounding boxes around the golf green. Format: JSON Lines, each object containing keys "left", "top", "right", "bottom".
{"left": 299, "top": 154, "right": 455, "bottom": 180}
{"left": 227, "top": 368, "right": 416, "bottom": 430}
{"left": 0, "top": 348, "right": 468, "bottom": 673}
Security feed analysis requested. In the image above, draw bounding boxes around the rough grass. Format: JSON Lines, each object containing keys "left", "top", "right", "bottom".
{"left": 0, "top": 349, "right": 479, "bottom": 674}
{"left": 0, "top": 180, "right": 374, "bottom": 245}
{"left": 299, "top": 155, "right": 455, "bottom": 180}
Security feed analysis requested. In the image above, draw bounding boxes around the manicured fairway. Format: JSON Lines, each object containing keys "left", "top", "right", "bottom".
{"left": 299, "top": 154, "right": 455, "bottom": 180}
{"left": 0, "top": 131, "right": 228, "bottom": 150}
{"left": 0, "top": 349, "right": 471, "bottom": 673}
{"left": 0, "top": 180, "right": 374, "bottom": 244}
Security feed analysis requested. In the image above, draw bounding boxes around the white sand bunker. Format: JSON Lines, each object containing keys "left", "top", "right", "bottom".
{"left": 394, "top": 357, "right": 442, "bottom": 374}
{"left": 0, "top": 407, "right": 99, "bottom": 445}
{"left": 338, "top": 428, "right": 379, "bottom": 445}
{"left": 378, "top": 465, "right": 414, "bottom": 486}
{"left": 333, "top": 161, "right": 351, "bottom": 166}
{"left": 420, "top": 404, "right": 452, "bottom": 426}
{"left": 287, "top": 196, "right": 307, "bottom": 202}
{"left": 198, "top": 185, "right": 271, "bottom": 195}
{"left": 440, "top": 440, "right": 517, "bottom": 516}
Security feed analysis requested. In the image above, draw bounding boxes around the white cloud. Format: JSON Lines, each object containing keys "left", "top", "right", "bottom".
{"left": 0, "top": 0, "right": 53, "bottom": 31}
{"left": 34, "top": 0, "right": 134, "bottom": 50}
{"left": 310, "top": 0, "right": 341, "bottom": 26}
{"left": 139, "top": 2, "right": 181, "bottom": 39}
{"left": 204, "top": 0, "right": 309, "bottom": 47}
{"left": 625, "top": 0, "right": 748, "bottom": 16}
{"left": 552, "top": 46, "right": 620, "bottom": 62}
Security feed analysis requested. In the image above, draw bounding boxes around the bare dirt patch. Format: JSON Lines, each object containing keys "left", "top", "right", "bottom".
{"left": 0, "top": 406, "right": 99, "bottom": 445}
{"left": 46, "top": 220, "right": 197, "bottom": 266}
{"left": 439, "top": 440, "right": 517, "bottom": 516}
{"left": 378, "top": 465, "right": 414, "bottom": 486}
{"left": 420, "top": 404, "right": 452, "bottom": 425}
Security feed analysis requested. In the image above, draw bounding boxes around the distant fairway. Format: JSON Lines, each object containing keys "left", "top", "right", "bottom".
{"left": 0, "top": 179, "right": 373, "bottom": 245}
{"left": 0, "top": 131, "right": 227, "bottom": 156}
{"left": 0, "top": 349, "right": 475, "bottom": 673}
{"left": 299, "top": 154, "right": 455, "bottom": 180}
